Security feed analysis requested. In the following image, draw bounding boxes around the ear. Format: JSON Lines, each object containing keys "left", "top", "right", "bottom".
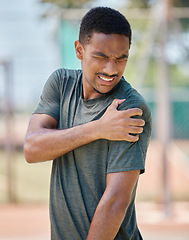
{"left": 74, "top": 40, "right": 84, "bottom": 60}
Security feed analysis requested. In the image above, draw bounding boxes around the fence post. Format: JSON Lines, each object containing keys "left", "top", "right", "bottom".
{"left": 155, "top": 0, "right": 173, "bottom": 216}
{"left": 2, "top": 59, "right": 17, "bottom": 203}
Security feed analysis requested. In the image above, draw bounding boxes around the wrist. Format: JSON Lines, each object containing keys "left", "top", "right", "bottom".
{"left": 90, "top": 120, "right": 102, "bottom": 140}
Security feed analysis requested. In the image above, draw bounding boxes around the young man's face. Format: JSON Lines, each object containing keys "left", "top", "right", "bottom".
{"left": 75, "top": 32, "right": 130, "bottom": 99}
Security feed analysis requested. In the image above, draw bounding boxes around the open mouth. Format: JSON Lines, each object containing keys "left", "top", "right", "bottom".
{"left": 98, "top": 75, "right": 114, "bottom": 82}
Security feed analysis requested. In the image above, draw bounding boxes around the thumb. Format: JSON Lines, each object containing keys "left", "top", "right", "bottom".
{"left": 110, "top": 99, "right": 126, "bottom": 109}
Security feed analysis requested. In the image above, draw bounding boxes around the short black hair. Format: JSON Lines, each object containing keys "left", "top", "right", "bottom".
{"left": 79, "top": 7, "right": 132, "bottom": 46}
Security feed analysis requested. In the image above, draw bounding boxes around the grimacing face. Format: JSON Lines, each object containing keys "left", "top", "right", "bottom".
{"left": 75, "top": 32, "right": 130, "bottom": 100}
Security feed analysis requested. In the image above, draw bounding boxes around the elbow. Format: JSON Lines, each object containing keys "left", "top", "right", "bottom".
{"left": 115, "top": 196, "right": 131, "bottom": 214}
{"left": 107, "top": 194, "right": 131, "bottom": 217}
{"left": 24, "top": 141, "right": 33, "bottom": 163}
{"left": 113, "top": 191, "right": 132, "bottom": 216}
{"left": 24, "top": 138, "right": 38, "bottom": 164}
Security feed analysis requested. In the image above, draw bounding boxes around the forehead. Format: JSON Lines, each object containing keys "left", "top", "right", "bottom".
{"left": 85, "top": 32, "right": 130, "bottom": 55}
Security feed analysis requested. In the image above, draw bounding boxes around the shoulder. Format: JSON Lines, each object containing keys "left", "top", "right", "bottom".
{"left": 113, "top": 77, "right": 140, "bottom": 101}
{"left": 48, "top": 68, "right": 82, "bottom": 83}
{"left": 113, "top": 77, "right": 151, "bottom": 123}
{"left": 45, "top": 68, "right": 82, "bottom": 92}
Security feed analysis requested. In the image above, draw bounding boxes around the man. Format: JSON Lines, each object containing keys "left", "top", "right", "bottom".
{"left": 24, "top": 7, "right": 152, "bottom": 240}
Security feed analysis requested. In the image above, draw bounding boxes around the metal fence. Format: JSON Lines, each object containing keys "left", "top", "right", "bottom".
{"left": 145, "top": 88, "right": 189, "bottom": 139}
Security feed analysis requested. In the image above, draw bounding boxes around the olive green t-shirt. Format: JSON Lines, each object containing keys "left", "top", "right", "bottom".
{"left": 34, "top": 68, "right": 152, "bottom": 240}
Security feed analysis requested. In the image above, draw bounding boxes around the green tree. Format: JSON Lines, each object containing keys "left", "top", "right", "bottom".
{"left": 41, "top": 0, "right": 91, "bottom": 8}
{"left": 128, "top": 0, "right": 152, "bottom": 8}
{"left": 128, "top": 0, "right": 189, "bottom": 8}
{"left": 173, "top": 0, "right": 189, "bottom": 7}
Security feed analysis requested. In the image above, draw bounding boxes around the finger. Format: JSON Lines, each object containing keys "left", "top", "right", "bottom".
{"left": 125, "top": 134, "right": 139, "bottom": 142}
{"left": 129, "top": 118, "right": 145, "bottom": 127}
{"left": 110, "top": 99, "right": 126, "bottom": 109}
{"left": 126, "top": 108, "right": 143, "bottom": 117}
{"left": 129, "top": 126, "right": 144, "bottom": 134}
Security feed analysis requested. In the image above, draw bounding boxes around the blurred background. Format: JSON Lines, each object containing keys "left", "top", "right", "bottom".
{"left": 0, "top": 0, "right": 189, "bottom": 239}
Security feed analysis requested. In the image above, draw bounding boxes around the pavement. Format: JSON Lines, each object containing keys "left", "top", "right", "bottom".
{"left": 0, "top": 202, "right": 189, "bottom": 240}
{"left": 0, "top": 204, "right": 49, "bottom": 240}
{"left": 136, "top": 202, "right": 189, "bottom": 240}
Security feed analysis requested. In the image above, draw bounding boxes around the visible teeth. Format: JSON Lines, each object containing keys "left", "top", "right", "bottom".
{"left": 100, "top": 76, "right": 113, "bottom": 81}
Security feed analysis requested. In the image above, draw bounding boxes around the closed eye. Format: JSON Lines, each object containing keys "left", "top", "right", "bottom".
{"left": 93, "top": 52, "right": 108, "bottom": 59}
{"left": 92, "top": 52, "right": 128, "bottom": 61}
{"left": 117, "top": 54, "right": 128, "bottom": 61}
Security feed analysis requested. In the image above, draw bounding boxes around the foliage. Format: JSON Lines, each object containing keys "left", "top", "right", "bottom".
{"left": 128, "top": 0, "right": 152, "bottom": 8}
{"left": 40, "top": 0, "right": 91, "bottom": 8}
{"left": 128, "top": 0, "right": 189, "bottom": 8}
{"left": 173, "top": 0, "right": 189, "bottom": 7}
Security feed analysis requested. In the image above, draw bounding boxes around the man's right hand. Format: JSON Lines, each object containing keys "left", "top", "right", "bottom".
{"left": 96, "top": 99, "right": 145, "bottom": 142}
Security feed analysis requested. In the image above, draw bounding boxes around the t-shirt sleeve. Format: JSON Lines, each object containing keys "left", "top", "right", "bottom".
{"left": 33, "top": 70, "right": 61, "bottom": 122}
{"left": 107, "top": 99, "right": 152, "bottom": 174}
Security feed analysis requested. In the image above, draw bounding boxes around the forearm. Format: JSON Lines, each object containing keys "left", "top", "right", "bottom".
{"left": 24, "top": 98, "right": 145, "bottom": 163}
{"left": 86, "top": 194, "right": 129, "bottom": 240}
{"left": 24, "top": 120, "right": 100, "bottom": 163}
{"left": 87, "top": 170, "right": 140, "bottom": 240}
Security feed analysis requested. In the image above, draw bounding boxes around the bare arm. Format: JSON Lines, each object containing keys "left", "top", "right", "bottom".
{"left": 24, "top": 99, "right": 145, "bottom": 163}
{"left": 24, "top": 113, "right": 101, "bottom": 163}
{"left": 86, "top": 170, "right": 140, "bottom": 240}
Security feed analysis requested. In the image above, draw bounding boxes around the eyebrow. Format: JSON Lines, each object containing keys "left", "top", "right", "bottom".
{"left": 93, "top": 52, "right": 128, "bottom": 59}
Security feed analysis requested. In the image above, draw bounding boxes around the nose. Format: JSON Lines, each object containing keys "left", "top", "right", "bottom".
{"left": 103, "top": 59, "right": 118, "bottom": 77}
